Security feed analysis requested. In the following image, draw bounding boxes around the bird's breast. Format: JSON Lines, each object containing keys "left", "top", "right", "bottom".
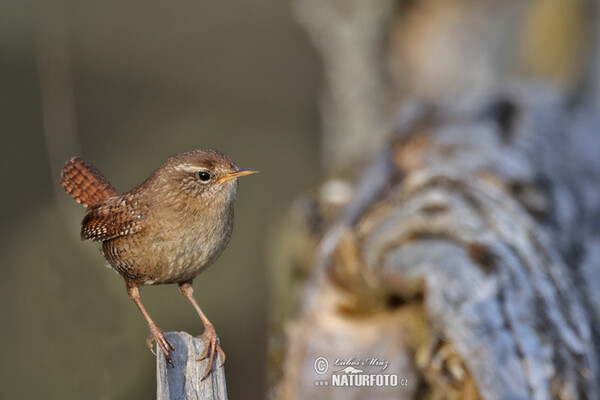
{"left": 144, "top": 203, "right": 235, "bottom": 284}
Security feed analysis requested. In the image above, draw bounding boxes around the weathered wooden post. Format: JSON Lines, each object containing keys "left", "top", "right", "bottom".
{"left": 157, "top": 332, "right": 228, "bottom": 400}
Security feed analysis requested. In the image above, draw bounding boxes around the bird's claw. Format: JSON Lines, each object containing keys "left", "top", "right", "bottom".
{"left": 147, "top": 322, "right": 175, "bottom": 367}
{"left": 197, "top": 325, "right": 226, "bottom": 380}
{"left": 146, "top": 336, "right": 158, "bottom": 356}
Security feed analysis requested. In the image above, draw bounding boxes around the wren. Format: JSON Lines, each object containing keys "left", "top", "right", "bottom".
{"left": 60, "top": 149, "right": 257, "bottom": 378}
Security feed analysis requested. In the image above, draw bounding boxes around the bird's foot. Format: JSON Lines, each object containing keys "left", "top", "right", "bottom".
{"left": 146, "top": 322, "right": 175, "bottom": 367}
{"left": 197, "top": 324, "right": 226, "bottom": 380}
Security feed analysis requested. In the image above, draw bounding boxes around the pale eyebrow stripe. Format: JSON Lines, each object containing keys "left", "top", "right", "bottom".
{"left": 173, "top": 164, "right": 203, "bottom": 173}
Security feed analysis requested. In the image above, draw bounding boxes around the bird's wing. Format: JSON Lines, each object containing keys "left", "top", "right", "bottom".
{"left": 81, "top": 196, "right": 146, "bottom": 242}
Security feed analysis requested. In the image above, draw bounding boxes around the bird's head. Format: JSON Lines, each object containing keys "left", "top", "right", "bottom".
{"left": 150, "top": 149, "right": 258, "bottom": 207}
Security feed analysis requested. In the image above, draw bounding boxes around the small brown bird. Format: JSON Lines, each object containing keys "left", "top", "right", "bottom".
{"left": 60, "top": 149, "right": 257, "bottom": 378}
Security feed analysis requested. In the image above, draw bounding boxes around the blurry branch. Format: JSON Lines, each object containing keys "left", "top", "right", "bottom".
{"left": 294, "top": 0, "right": 397, "bottom": 174}
{"left": 274, "top": 87, "right": 600, "bottom": 400}
{"left": 37, "top": 15, "right": 81, "bottom": 213}
{"left": 157, "top": 332, "right": 227, "bottom": 400}
{"left": 272, "top": 0, "right": 600, "bottom": 399}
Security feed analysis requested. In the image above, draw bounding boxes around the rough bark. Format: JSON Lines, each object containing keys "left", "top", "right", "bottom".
{"left": 273, "top": 87, "right": 600, "bottom": 400}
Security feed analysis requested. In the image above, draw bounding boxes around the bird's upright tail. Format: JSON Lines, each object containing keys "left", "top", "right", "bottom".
{"left": 60, "top": 157, "right": 118, "bottom": 208}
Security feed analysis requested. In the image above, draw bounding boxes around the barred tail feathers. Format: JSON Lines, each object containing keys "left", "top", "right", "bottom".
{"left": 60, "top": 157, "right": 118, "bottom": 208}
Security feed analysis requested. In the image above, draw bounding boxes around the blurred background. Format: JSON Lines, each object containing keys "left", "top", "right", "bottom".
{"left": 0, "top": 1, "right": 320, "bottom": 399}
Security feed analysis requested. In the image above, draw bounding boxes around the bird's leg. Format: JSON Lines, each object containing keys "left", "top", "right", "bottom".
{"left": 178, "top": 280, "right": 226, "bottom": 380}
{"left": 126, "top": 282, "right": 174, "bottom": 366}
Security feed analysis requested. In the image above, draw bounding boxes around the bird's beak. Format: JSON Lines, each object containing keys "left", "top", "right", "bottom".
{"left": 217, "top": 168, "right": 259, "bottom": 183}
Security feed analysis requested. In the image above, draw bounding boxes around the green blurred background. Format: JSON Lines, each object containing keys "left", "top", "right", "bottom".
{"left": 0, "top": 1, "right": 320, "bottom": 398}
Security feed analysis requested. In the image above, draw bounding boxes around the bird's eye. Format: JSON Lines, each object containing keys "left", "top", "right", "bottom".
{"left": 197, "top": 171, "right": 211, "bottom": 182}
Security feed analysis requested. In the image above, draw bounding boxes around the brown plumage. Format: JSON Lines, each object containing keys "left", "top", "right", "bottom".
{"left": 61, "top": 157, "right": 118, "bottom": 208}
{"left": 61, "top": 149, "right": 258, "bottom": 378}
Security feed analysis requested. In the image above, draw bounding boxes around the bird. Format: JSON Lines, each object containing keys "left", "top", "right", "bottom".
{"left": 60, "top": 149, "right": 257, "bottom": 379}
